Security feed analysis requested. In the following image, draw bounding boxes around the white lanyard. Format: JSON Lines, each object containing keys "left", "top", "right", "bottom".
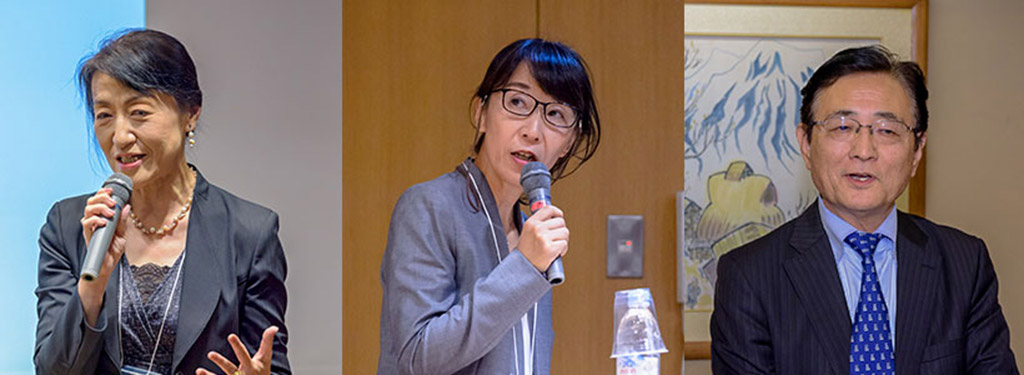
{"left": 520, "top": 308, "right": 537, "bottom": 375}
{"left": 463, "top": 161, "right": 539, "bottom": 375}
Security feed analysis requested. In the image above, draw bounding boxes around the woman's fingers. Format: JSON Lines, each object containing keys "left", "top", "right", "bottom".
{"left": 552, "top": 238, "right": 569, "bottom": 257}
{"left": 83, "top": 203, "right": 116, "bottom": 219}
{"left": 205, "top": 351, "right": 238, "bottom": 374}
{"left": 81, "top": 188, "right": 119, "bottom": 245}
{"left": 519, "top": 204, "right": 572, "bottom": 271}
{"left": 85, "top": 188, "right": 115, "bottom": 207}
{"left": 537, "top": 217, "right": 568, "bottom": 236}
{"left": 529, "top": 205, "right": 564, "bottom": 221}
{"left": 254, "top": 326, "right": 279, "bottom": 363}
{"left": 97, "top": 204, "right": 130, "bottom": 279}
{"left": 200, "top": 329, "right": 277, "bottom": 375}
{"left": 227, "top": 334, "right": 254, "bottom": 369}
{"left": 80, "top": 215, "right": 108, "bottom": 232}
{"left": 114, "top": 204, "right": 131, "bottom": 238}
{"left": 79, "top": 214, "right": 110, "bottom": 244}
{"left": 548, "top": 226, "right": 570, "bottom": 244}
{"left": 526, "top": 207, "right": 568, "bottom": 236}
{"left": 530, "top": 217, "right": 570, "bottom": 246}
{"left": 84, "top": 191, "right": 117, "bottom": 217}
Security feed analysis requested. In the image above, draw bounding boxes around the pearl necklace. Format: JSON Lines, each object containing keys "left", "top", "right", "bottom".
{"left": 129, "top": 196, "right": 193, "bottom": 236}
{"left": 129, "top": 169, "right": 197, "bottom": 236}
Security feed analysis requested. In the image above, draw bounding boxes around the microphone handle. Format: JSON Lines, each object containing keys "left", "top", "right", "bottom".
{"left": 547, "top": 257, "right": 564, "bottom": 285}
{"left": 526, "top": 190, "right": 564, "bottom": 285}
{"left": 80, "top": 195, "right": 125, "bottom": 281}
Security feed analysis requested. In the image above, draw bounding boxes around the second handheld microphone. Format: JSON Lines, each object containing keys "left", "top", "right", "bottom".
{"left": 520, "top": 161, "right": 563, "bottom": 285}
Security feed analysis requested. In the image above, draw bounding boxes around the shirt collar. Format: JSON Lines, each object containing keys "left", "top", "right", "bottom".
{"left": 817, "top": 198, "right": 898, "bottom": 261}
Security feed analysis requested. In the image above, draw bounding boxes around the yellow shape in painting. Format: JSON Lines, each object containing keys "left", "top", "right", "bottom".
{"left": 696, "top": 160, "right": 785, "bottom": 244}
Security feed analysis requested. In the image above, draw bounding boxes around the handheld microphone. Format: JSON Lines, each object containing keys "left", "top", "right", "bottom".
{"left": 520, "top": 162, "right": 563, "bottom": 285}
{"left": 81, "top": 173, "right": 133, "bottom": 281}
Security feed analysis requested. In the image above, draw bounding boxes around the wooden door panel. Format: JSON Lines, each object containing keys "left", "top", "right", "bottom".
{"left": 343, "top": 1, "right": 536, "bottom": 374}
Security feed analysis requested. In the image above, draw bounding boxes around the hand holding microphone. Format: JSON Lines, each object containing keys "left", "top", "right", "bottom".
{"left": 80, "top": 173, "right": 133, "bottom": 281}
{"left": 520, "top": 162, "right": 566, "bottom": 285}
{"left": 77, "top": 174, "right": 132, "bottom": 324}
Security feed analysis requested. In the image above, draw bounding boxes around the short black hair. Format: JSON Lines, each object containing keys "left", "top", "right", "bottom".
{"left": 472, "top": 38, "right": 601, "bottom": 181}
{"left": 800, "top": 45, "right": 927, "bottom": 148}
{"left": 78, "top": 29, "right": 202, "bottom": 118}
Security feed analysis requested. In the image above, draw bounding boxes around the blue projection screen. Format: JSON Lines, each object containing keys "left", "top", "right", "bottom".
{"left": 0, "top": 2, "right": 144, "bottom": 373}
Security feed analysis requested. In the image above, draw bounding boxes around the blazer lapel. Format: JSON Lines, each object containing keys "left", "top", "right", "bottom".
{"left": 894, "top": 212, "right": 938, "bottom": 373}
{"left": 782, "top": 205, "right": 850, "bottom": 375}
{"left": 173, "top": 170, "right": 224, "bottom": 369}
{"left": 103, "top": 260, "right": 122, "bottom": 368}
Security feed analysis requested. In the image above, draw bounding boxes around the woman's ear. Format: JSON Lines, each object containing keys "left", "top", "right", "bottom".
{"left": 186, "top": 106, "right": 202, "bottom": 132}
{"left": 473, "top": 96, "right": 487, "bottom": 133}
{"left": 559, "top": 131, "right": 579, "bottom": 159}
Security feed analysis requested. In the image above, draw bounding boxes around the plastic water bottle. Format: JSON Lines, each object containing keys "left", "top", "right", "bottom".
{"left": 611, "top": 288, "right": 667, "bottom": 375}
{"left": 616, "top": 353, "right": 660, "bottom": 375}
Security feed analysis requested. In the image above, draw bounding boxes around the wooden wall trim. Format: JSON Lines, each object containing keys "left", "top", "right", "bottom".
{"left": 684, "top": 341, "right": 712, "bottom": 360}
{"left": 687, "top": 0, "right": 921, "bottom": 8}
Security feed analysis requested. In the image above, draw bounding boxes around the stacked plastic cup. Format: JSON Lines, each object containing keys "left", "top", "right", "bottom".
{"left": 611, "top": 288, "right": 668, "bottom": 375}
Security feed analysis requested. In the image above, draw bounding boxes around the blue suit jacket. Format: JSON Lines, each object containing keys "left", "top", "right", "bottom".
{"left": 34, "top": 168, "right": 290, "bottom": 375}
{"left": 711, "top": 204, "right": 1018, "bottom": 374}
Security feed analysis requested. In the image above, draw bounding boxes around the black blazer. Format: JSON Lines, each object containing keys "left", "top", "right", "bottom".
{"left": 34, "top": 168, "right": 290, "bottom": 375}
{"left": 711, "top": 204, "right": 1017, "bottom": 375}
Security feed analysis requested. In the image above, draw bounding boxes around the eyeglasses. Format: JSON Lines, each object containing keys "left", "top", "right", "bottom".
{"left": 811, "top": 115, "right": 915, "bottom": 145}
{"left": 489, "top": 88, "right": 579, "bottom": 129}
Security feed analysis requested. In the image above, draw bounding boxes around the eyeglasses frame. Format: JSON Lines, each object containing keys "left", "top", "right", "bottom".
{"left": 810, "top": 114, "right": 918, "bottom": 144}
{"left": 486, "top": 88, "right": 581, "bottom": 129}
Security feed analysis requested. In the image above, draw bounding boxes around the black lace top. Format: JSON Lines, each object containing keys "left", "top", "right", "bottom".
{"left": 119, "top": 252, "right": 184, "bottom": 375}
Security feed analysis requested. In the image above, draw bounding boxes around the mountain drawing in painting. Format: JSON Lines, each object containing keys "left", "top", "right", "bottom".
{"left": 683, "top": 36, "right": 872, "bottom": 311}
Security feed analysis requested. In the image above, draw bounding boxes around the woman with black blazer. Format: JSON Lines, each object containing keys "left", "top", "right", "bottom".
{"left": 34, "top": 29, "right": 290, "bottom": 375}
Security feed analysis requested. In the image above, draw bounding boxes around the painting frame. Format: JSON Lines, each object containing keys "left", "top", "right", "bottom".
{"left": 681, "top": 0, "right": 928, "bottom": 360}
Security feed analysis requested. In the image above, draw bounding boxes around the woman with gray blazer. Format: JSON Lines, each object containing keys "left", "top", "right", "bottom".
{"left": 378, "top": 38, "right": 601, "bottom": 375}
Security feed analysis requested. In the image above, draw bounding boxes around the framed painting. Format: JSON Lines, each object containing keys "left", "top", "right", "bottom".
{"left": 680, "top": 0, "right": 928, "bottom": 360}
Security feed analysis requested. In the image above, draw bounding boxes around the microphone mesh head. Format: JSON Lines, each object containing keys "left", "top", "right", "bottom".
{"left": 104, "top": 173, "right": 133, "bottom": 202}
{"left": 520, "top": 161, "right": 551, "bottom": 192}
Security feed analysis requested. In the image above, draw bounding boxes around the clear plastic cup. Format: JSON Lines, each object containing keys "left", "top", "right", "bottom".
{"left": 611, "top": 288, "right": 668, "bottom": 357}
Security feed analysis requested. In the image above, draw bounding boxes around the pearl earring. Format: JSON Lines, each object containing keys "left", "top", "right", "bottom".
{"left": 187, "top": 130, "right": 196, "bottom": 147}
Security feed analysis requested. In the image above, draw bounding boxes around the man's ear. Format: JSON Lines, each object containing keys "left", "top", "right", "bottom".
{"left": 910, "top": 131, "right": 927, "bottom": 177}
{"left": 796, "top": 123, "right": 813, "bottom": 170}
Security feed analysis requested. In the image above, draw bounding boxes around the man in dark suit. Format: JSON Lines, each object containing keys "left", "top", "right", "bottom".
{"left": 711, "top": 46, "right": 1018, "bottom": 375}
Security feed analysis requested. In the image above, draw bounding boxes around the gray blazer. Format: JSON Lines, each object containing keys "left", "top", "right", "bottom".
{"left": 34, "top": 167, "right": 290, "bottom": 375}
{"left": 378, "top": 159, "right": 554, "bottom": 375}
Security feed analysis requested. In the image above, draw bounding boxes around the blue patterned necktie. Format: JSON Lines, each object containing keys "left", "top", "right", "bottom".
{"left": 845, "top": 232, "right": 894, "bottom": 375}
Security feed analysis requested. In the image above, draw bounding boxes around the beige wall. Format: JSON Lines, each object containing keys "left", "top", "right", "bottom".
{"left": 926, "top": 0, "right": 1024, "bottom": 368}
{"left": 148, "top": 1, "right": 344, "bottom": 374}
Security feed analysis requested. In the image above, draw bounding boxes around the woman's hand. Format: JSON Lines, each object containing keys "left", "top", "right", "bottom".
{"left": 77, "top": 188, "right": 130, "bottom": 326}
{"left": 517, "top": 205, "right": 569, "bottom": 272}
{"left": 198, "top": 326, "right": 278, "bottom": 375}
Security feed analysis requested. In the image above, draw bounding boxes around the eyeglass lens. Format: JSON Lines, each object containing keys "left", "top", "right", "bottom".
{"left": 500, "top": 89, "right": 577, "bottom": 128}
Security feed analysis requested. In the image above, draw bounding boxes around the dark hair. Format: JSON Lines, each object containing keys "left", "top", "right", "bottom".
{"left": 799, "top": 45, "right": 927, "bottom": 148}
{"left": 472, "top": 38, "right": 601, "bottom": 181}
{"left": 78, "top": 29, "right": 202, "bottom": 118}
